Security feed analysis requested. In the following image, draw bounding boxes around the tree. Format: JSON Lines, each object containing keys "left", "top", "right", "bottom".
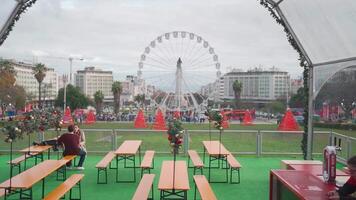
{"left": 94, "top": 90, "right": 104, "bottom": 114}
{"left": 0, "top": 60, "right": 26, "bottom": 111}
{"left": 33, "top": 63, "right": 47, "bottom": 109}
{"left": 55, "top": 84, "right": 90, "bottom": 110}
{"left": 134, "top": 94, "right": 145, "bottom": 108}
{"left": 111, "top": 81, "right": 122, "bottom": 114}
{"left": 0, "top": 60, "right": 16, "bottom": 86}
{"left": 289, "top": 87, "right": 306, "bottom": 108}
{"left": 232, "top": 80, "right": 242, "bottom": 108}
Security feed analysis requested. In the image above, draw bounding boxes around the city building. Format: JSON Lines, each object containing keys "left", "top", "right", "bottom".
{"left": 291, "top": 78, "right": 303, "bottom": 95}
{"left": 200, "top": 81, "right": 219, "bottom": 101}
{"left": 9, "top": 60, "right": 58, "bottom": 105}
{"left": 75, "top": 66, "right": 113, "bottom": 101}
{"left": 219, "top": 67, "right": 290, "bottom": 103}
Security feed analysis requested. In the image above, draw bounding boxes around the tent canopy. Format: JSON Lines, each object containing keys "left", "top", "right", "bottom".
{"left": 268, "top": 0, "right": 356, "bottom": 97}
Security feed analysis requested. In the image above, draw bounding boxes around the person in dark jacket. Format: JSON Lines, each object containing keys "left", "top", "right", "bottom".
{"left": 57, "top": 125, "right": 86, "bottom": 170}
{"left": 327, "top": 155, "right": 356, "bottom": 199}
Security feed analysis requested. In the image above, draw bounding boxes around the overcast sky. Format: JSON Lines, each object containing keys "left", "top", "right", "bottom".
{"left": 0, "top": 0, "right": 302, "bottom": 83}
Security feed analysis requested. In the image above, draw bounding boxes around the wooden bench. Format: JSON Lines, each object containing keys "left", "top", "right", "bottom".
{"left": 0, "top": 188, "right": 4, "bottom": 198}
{"left": 193, "top": 175, "right": 217, "bottom": 200}
{"left": 188, "top": 150, "right": 204, "bottom": 175}
{"left": 140, "top": 150, "right": 155, "bottom": 177}
{"left": 131, "top": 174, "right": 155, "bottom": 200}
{"left": 95, "top": 151, "right": 116, "bottom": 184}
{"left": 43, "top": 174, "right": 84, "bottom": 200}
{"left": 57, "top": 155, "right": 77, "bottom": 181}
{"left": 227, "top": 153, "right": 242, "bottom": 184}
{"left": 8, "top": 152, "right": 39, "bottom": 175}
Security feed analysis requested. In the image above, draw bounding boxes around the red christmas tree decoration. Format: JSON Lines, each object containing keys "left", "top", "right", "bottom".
{"left": 278, "top": 109, "right": 300, "bottom": 131}
{"left": 242, "top": 110, "right": 253, "bottom": 126}
{"left": 85, "top": 110, "right": 96, "bottom": 125}
{"left": 62, "top": 107, "right": 74, "bottom": 125}
{"left": 153, "top": 108, "right": 167, "bottom": 130}
{"left": 134, "top": 109, "right": 147, "bottom": 128}
{"left": 221, "top": 111, "right": 229, "bottom": 129}
{"left": 174, "top": 110, "right": 181, "bottom": 119}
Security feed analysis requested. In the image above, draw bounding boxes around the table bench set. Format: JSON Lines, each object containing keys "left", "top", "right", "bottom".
{"left": 94, "top": 139, "right": 241, "bottom": 200}
{"left": 0, "top": 145, "right": 84, "bottom": 200}
{"left": 270, "top": 160, "right": 350, "bottom": 200}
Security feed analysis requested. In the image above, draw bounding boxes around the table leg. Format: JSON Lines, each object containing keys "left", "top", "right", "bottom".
{"left": 134, "top": 155, "right": 136, "bottom": 182}
{"left": 48, "top": 148, "right": 51, "bottom": 159}
{"left": 139, "top": 146, "right": 142, "bottom": 165}
{"left": 203, "top": 147, "right": 206, "bottom": 163}
{"left": 116, "top": 155, "right": 119, "bottom": 182}
{"left": 42, "top": 177, "right": 45, "bottom": 199}
{"left": 208, "top": 155, "right": 211, "bottom": 182}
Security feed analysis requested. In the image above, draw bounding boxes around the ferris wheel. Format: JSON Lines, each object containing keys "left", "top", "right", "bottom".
{"left": 138, "top": 31, "right": 221, "bottom": 112}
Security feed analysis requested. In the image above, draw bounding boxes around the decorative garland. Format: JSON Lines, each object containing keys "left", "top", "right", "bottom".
{"left": 0, "top": 0, "right": 38, "bottom": 46}
{"left": 259, "top": 0, "right": 310, "bottom": 159}
{"left": 205, "top": 109, "right": 223, "bottom": 130}
{"left": 1, "top": 108, "right": 62, "bottom": 143}
{"left": 167, "top": 118, "right": 184, "bottom": 152}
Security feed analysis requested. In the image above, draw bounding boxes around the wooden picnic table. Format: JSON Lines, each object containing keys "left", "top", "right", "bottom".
{"left": 288, "top": 164, "right": 349, "bottom": 176}
{"left": 0, "top": 159, "right": 67, "bottom": 200}
{"left": 114, "top": 140, "right": 142, "bottom": 182}
{"left": 280, "top": 160, "right": 323, "bottom": 169}
{"left": 19, "top": 145, "right": 53, "bottom": 168}
{"left": 202, "top": 141, "right": 230, "bottom": 183}
{"left": 158, "top": 161, "right": 190, "bottom": 200}
{"left": 20, "top": 145, "right": 52, "bottom": 154}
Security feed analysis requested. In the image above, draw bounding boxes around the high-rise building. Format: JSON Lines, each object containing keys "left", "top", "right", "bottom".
{"left": 9, "top": 60, "right": 58, "bottom": 103}
{"left": 219, "top": 68, "right": 290, "bottom": 103}
{"left": 291, "top": 78, "right": 303, "bottom": 95}
{"left": 75, "top": 66, "right": 113, "bottom": 100}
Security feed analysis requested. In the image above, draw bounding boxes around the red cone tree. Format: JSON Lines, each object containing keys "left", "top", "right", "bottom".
{"left": 85, "top": 110, "right": 96, "bottom": 125}
{"left": 62, "top": 107, "right": 73, "bottom": 125}
{"left": 221, "top": 111, "right": 229, "bottom": 129}
{"left": 153, "top": 108, "right": 167, "bottom": 130}
{"left": 278, "top": 109, "right": 300, "bottom": 131}
{"left": 242, "top": 110, "right": 253, "bottom": 126}
{"left": 134, "top": 109, "right": 147, "bottom": 128}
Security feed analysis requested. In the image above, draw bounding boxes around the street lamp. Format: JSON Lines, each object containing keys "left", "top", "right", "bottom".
{"left": 63, "top": 74, "right": 68, "bottom": 113}
{"left": 69, "top": 57, "right": 84, "bottom": 85}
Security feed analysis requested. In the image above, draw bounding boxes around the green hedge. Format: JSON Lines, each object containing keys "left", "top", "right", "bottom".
{"left": 314, "top": 122, "right": 356, "bottom": 130}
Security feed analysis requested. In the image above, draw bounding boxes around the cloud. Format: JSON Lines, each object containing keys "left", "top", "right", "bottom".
{"left": 0, "top": 0, "right": 301, "bottom": 83}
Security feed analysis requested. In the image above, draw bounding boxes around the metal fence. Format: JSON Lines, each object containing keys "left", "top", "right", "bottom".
{"left": 0, "top": 129, "right": 354, "bottom": 164}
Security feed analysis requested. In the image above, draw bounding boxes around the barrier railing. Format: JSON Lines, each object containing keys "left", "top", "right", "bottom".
{"left": 0, "top": 128, "right": 354, "bottom": 163}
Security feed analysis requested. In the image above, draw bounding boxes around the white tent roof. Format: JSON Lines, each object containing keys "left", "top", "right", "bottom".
{"left": 270, "top": 0, "right": 356, "bottom": 97}
{"left": 0, "top": 0, "right": 17, "bottom": 29}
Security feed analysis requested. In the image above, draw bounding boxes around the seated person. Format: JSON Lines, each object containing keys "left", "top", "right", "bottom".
{"left": 57, "top": 125, "right": 86, "bottom": 170}
{"left": 328, "top": 155, "right": 356, "bottom": 199}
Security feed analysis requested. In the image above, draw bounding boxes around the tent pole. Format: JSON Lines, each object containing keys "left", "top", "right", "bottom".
{"left": 307, "top": 66, "right": 314, "bottom": 160}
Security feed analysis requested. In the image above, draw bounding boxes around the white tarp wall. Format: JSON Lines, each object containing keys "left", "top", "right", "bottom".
{"left": 273, "top": 0, "right": 356, "bottom": 97}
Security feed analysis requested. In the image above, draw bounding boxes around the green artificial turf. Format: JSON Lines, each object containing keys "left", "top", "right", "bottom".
{"left": 0, "top": 153, "right": 330, "bottom": 200}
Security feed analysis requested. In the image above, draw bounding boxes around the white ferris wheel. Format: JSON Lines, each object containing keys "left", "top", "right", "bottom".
{"left": 138, "top": 31, "right": 221, "bottom": 113}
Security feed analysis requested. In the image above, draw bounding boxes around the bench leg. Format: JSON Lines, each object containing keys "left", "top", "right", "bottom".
{"left": 230, "top": 168, "right": 241, "bottom": 184}
{"left": 19, "top": 187, "right": 33, "bottom": 200}
{"left": 97, "top": 168, "right": 108, "bottom": 184}
{"left": 194, "top": 182, "right": 197, "bottom": 200}
{"left": 57, "top": 166, "right": 66, "bottom": 181}
{"left": 42, "top": 178, "right": 45, "bottom": 199}
{"left": 69, "top": 181, "right": 81, "bottom": 200}
{"left": 148, "top": 183, "right": 154, "bottom": 200}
